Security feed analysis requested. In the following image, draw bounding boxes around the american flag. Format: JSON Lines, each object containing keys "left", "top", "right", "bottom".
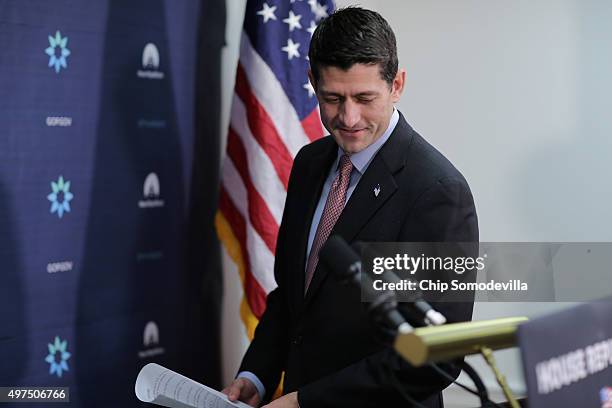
{"left": 216, "top": 0, "right": 335, "bottom": 339}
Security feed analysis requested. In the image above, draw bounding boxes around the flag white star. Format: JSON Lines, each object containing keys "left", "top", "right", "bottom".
{"left": 283, "top": 10, "right": 303, "bottom": 32}
{"left": 282, "top": 38, "right": 300, "bottom": 60}
{"left": 257, "top": 2, "right": 277, "bottom": 23}
{"left": 314, "top": 2, "right": 329, "bottom": 20}
{"left": 307, "top": 20, "right": 317, "bottom": 36}
{"left": 308, "top": 0, "right": 318, "bottom": 13}
{"left": 303, "top": 81, "right": 316, "bottom": 98}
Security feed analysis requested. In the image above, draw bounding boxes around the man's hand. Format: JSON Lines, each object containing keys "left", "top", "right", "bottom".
{"left": 261, "top": 391, "right": 298, "bottom": 408}
{"left": 221, "top": 377, "right": 262, "bottom": 407}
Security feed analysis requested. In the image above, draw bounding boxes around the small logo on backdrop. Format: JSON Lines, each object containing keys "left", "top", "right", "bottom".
{"left": 45, "top": 336, "right": 71, "bottom": 378}
{"left": 47, "top": 176, "right": 74, "bottom": 218}
{"left": 45, "top": 31, "right": 71, "bottom": 74}
{"left": 138, "top": 173, "right": 164, "bottom": 208}
{"left": 47, "top": 261, "right": 73, "bottom": 274}
{"left": 137, "top": 118, "right": 167, "bottom": 129}
{"left": 137, "top": 43, "right": 164, "bottom": 79}
{"left": 138, "top": 321, "right": 165, "bottom": 359}
{"left": 46, "top": 116, "right": 72, "bottom": 127}
{"left": 136, "top": 251, "right": 164, "bottom": 262}
{"left": 601, "top": 387, "right": 612, "bottom": 408}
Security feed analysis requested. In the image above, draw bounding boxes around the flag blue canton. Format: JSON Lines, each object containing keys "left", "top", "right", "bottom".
{"left": 244, "top": 0, "right": 334, "bottom": 120}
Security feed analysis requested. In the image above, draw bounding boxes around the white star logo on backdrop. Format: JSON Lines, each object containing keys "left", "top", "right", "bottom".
{"left": 303, "top": 81, "right": 315, "bottom": 98}
{"left": 307, "top": 20, "right": 317, "bottom": 36}
{"left": 283, "top": 10, "right": 303, "bottom": 32}
{"left": 257, "top": 2, "right": 277, "bottom": 23}
{"left": 282, "top": 38, "right": 300, "bottom": 60}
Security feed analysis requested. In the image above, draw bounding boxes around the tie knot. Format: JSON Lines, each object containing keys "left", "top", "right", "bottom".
{"left": 339, "top": 154, "right": 353, "bottom": 175}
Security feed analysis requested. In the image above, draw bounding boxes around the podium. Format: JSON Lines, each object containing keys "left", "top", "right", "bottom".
{"left": 394, "top": 317, "right": 528, "bottom": 408}
{"left": 393, "top": 298, "right": 612, "bottom": 408}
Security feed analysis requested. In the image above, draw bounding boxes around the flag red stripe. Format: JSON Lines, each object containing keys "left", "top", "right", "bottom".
{"left": 301, "top": 108, "right": 325, "bottom": 142}
{"left": 234, "top": 63, "right": 293, "bottom": 189}
{"left": 227, "top": 127, "right": 279, "bottom": 253}
{"left": 219, "top": 187, "right": 267, "bottom": 318}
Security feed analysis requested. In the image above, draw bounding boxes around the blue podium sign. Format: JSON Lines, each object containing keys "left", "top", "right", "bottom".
{"left": 518, "top": 298, "right": 612, "bottom": 407}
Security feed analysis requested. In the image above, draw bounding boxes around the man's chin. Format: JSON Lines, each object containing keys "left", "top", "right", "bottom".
{"left": 340, "top": 141, "right": 366, "bottom": 154}
{"left": 330, "top": 132, "right": 369, "bottom": 154}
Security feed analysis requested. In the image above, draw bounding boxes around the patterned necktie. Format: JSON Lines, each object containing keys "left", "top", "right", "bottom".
{"left": 304, "top": 154, "right": 353, "bottom": 294}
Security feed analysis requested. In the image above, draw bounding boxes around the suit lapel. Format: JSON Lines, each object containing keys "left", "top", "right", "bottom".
{"left": 333, "top": 158, "right": 397, "bottom": 242}
{"left": 301, "top": 114, "right": 414, "bottom": 308}
{"left": 290, "top": 139, "right": 337, "bottom": 312}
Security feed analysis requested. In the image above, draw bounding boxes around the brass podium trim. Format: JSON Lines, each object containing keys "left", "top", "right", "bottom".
{"left": 394, "top": 317, "right": 528, "bottom": 366}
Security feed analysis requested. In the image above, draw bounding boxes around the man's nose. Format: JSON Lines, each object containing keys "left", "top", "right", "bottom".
{"left": 339, "top": 100, "right": 360, "bottom": 129}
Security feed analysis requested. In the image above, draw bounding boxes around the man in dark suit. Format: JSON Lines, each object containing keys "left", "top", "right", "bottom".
{"left": 223, "top": 7, "right": 478, "bottom": 408}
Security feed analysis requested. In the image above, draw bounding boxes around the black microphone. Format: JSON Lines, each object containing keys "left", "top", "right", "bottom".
{"left": 319, "top": 234, "right": 361, "bottom": 285}
{"left": 378, "top": 264, "right": 447, "bottom": 326}
{"left": 319, "top": 235, "right": 413, "bottom": 335}
{"left": 354, "top": 242, "right": 447, "bottom": 327}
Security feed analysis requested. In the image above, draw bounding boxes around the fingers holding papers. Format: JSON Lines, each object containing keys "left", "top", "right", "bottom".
{"left": 222, "top": 377, "right": 262, "bottom": 407}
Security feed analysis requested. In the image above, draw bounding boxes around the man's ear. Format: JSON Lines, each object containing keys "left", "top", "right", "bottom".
{"left": 307, "top": 68, "right": 317, "bottom": 92}
{"left": 391, "top": 68, "right": 406, "bottom": 103}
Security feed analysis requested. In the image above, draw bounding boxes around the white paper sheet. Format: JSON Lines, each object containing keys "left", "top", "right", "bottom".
{"left": 135, "top": 363, "right": 252, "bottom": 408}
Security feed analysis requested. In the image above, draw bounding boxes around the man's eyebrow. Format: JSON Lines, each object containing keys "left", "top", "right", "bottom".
{"left": 319, "top": 90, "right": 341, "bottom": 96}
{"left": 319, "top": 90, "right": 379, "bottom": 97}
{"left": 354, "top": 91, "right": 378, "bottom": 97}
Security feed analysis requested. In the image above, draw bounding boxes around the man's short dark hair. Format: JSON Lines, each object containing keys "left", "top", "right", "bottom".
{"left": 308, "top": 7, "right": 398, "bottom": 86}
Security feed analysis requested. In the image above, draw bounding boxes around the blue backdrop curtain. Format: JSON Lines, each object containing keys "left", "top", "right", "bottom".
{"left": 0, "top": 0, "right": 225, "bottom": 405}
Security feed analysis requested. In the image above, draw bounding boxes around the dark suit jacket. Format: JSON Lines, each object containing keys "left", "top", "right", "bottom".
{"left": 239, "top": 113, "right": 479, "bottom": 407}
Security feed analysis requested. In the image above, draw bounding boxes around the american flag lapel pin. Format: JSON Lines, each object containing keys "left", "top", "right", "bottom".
{"left": 374, "top": 184, "right": 381, "bottom": 197}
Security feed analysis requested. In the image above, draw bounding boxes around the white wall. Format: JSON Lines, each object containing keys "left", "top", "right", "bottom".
{"left": 220, "top": 0, "right": 612, "bottom": 404}
{"left": 342, "top": 0, "right": 612, "bottom": 244}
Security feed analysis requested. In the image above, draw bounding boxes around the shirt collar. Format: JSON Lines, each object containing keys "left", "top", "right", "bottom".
{"left": 335, "top": 108, "right": 400, "bottom": 174}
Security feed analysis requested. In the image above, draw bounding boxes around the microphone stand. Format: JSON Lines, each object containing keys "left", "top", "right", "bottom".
{"left": 320, "top": 236, "right": 521, "bottom": 407}
{"left": 479, "top": 347, "right": 520, "bottom": 408}
{"left": 393, "top": 318, "right": 526, "bottom": 408}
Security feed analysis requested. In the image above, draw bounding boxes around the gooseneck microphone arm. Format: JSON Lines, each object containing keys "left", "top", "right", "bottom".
{"left": 319, "top": 236, "right": 503, "bottom": 408}
{"left": 320, "top": 236, "right": 448, "bottom": 329}
{"left": 318, "top": 235, "right": 414, "bottom": 335}
{"left": 365, "top": 254, "right": 447, "bottom": 327}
